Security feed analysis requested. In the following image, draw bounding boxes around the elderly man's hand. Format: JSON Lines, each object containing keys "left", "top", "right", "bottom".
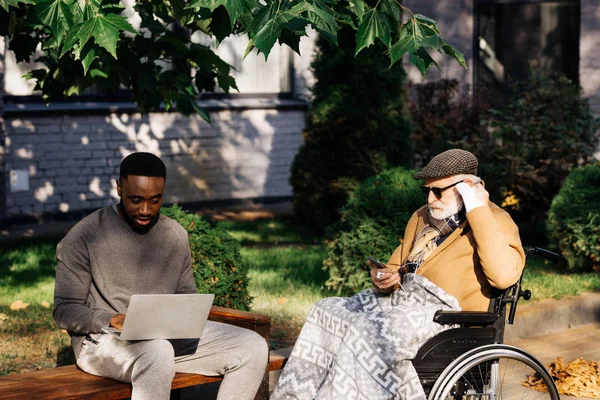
{"left": 456, "top": 178, "right": 489, "bottom": 212}
{"left": 369, "top": 263, "right": 401, "bottom": 291}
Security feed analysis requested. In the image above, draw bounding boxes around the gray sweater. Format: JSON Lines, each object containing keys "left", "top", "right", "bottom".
{"left": 53, "top": 205, "right": 196, "bottom": 352}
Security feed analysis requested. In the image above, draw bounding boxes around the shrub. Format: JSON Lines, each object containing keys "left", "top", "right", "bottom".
{"left": 479, "top": 72, "right": 600, "bottom": 223}
{"left": 547, "top": 164, "right": 600, "bottom": 272}
{"left": 290, "top": 26, "right": 413, "bottom": 232}
{"left": 409, "top": 79, "right": 491, "bottom": 170}
{"left": 161, "top": 204, "right": 251, "bottom": 310}
{"left": 324, "top": 168, "right": 423, "bottom": 294}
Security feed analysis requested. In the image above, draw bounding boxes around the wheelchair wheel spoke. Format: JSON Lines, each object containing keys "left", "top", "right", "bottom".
{"left": 431, "top": 346, "right": 559, "bottom": 400}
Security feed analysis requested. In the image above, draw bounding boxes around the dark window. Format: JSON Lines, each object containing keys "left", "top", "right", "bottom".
{"left": 474, "top": 0, "right": 580, "bottom": 102}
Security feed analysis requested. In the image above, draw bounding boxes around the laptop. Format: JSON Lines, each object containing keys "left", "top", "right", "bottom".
{"left": 101, "top": 293, "right": 214, "bottom": 340}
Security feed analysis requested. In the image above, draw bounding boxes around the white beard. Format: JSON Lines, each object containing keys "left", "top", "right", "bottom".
{"left": 428, "top": 197, "right": 464, "bottom": 220}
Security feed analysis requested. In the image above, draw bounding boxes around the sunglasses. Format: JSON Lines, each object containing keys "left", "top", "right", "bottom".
{"left": 420, "top": 180, "right": 465, "bottom": 199}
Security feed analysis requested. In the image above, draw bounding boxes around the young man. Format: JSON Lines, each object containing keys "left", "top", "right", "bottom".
{"left": 53, "top": 152, "right": 268, "bottom": 400}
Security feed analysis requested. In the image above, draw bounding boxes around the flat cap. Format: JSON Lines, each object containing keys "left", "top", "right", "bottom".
{"left": 414, "top": 149, "right": 478, "bottom": 180}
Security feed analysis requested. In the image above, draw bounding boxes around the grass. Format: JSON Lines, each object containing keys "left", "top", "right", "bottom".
{"left": 243, "top": 246, "right": 332, "bottom": 346}
{"left": 0, "top": 217, "right": 598, "bottom": 373}
{"left": 216, "top": 218, "right": 321, "bottom": 246}
{"left": 523, "top": 257, "right": 600, "bottom": 301}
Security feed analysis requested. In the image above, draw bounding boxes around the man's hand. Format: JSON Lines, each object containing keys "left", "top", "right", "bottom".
{"left": 456, "top": 178, "right": 489, "bottom": 212}
{"left": 109, "top": 314, "right": 126, "bottom": 330}
{"left": 368, "top": 260, "right": 401, "bottom": 291}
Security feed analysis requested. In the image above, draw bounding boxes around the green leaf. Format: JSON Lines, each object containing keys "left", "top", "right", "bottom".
{"left": 388, "top": 25, "right": 414, "bottom": 65}
{"left": 0, "top": 0, "right": 34, "bottom": 12}
{"left": 440, "top": 38, "right": 468, "bottom": 69}
{"left": 355, "top": 8, "right": 391, "bottom": 55}
{"left": 409, "top": 47, "right": 439, "bottom": 76}
{"left": 381, "top": 0, "right": 400, "bottom": 23}
{"left": 279, "top": 28, "right": 302, "bottom": 54}
{"left": 35, "top": 0, "right": 80, "bottom": 47}
{"left": 78, "top": 42, "right": 97, "bottom": 75}
{"left": 347, "top": 0, "right": 364, "bottom": 22}
{"left": 61, "top": 12, "right": 136, "bottom": 60}
{"left": 91, "top": 13, "right": 136, "bottom": 58}
{"left": 305, "top": 0, "right": 338, "bottom": 44}
{"left": 89, "top": 68, "right": 108, "bottom": 78}
{"left": 243, "top": 38, "right": 255, "bottom": 59}
{"left": 216, "top": 73, "right": 238, "bottom": 94}
{"left": 187, "top": 0, "right": 245, "bottom": 29}
{"left": 253, "top": 12, "right": 289, "bottom": 59}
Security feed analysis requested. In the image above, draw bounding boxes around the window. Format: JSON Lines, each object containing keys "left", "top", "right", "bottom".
{"left": 474, "top": 0, "right": 580, "bottom": 102}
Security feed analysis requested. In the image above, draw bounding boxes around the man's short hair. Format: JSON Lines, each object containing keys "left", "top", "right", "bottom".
{"left": 120, "top": 152, "right": 166, "bottom": 180}
{"left": 414, "top": 149, "right": 478, "bottom": 180}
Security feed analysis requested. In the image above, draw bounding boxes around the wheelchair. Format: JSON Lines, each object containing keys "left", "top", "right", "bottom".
{"left": 412, "top": 247, "right": 561, "bottom": 399}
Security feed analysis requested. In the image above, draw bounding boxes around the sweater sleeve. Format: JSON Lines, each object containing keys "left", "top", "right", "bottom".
{"left": 466, "top": 205, "right": 525, "bottom": 289}
{"left": 53, "top": 230, "right": 114, "bottom": 334}
{"left": 176, "top": 235, "right": 197, "bottom": 294}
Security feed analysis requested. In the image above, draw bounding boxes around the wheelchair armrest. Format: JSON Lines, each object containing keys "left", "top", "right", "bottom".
{"left": 433, "top": 310, "right": 498, "bottom": 326}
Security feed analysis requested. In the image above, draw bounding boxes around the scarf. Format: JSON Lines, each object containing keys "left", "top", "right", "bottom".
{"left": 405, "top": 207, "right": 466, "bottom": 273}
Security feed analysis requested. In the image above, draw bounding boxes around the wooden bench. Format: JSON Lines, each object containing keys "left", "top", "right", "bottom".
{"left": 0, "top": 306, "right": 288, "bottom": 400}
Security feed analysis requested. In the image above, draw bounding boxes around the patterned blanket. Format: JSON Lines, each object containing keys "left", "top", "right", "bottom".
{"left": 271, "top": 273, "right": 461, "bottom": 400}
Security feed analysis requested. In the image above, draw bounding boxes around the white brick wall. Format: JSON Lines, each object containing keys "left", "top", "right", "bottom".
{"left": 3, "top": 107, "right": 304, "bottom": 216}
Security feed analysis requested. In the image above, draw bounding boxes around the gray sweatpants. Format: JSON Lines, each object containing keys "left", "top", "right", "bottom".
{"left": 75, "top": 321, "right": 269, "bottom": 400}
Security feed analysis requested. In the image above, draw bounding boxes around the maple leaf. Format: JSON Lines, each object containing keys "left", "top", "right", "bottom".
{"left": 61, "top": 12, "right": 136, "bottom": 63}
{"left": 35, "top": 0, "right": 83, "bottom": 47}
{"left": 187, "top": 0, "right": 245, "bottom": 29}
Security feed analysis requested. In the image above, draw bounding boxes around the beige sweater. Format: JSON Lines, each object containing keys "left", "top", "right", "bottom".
{"left": 386, "top": 203, "right": 525, "bottom": 311}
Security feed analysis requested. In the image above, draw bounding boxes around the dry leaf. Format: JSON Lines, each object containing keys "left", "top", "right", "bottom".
{"left": 10, "top": 300, "right": 29, "bottom": 310}
{"left": 0, "top": 313, "right": 8, "bottom": 321}
{"left": 40, "top": 301, "right": 50, "bottom": 308}
{"left": 277, "top": 297, "right": 289, "bottom": 305}
{"left": 524, "top": 357, "right": 600, "bottom": 398}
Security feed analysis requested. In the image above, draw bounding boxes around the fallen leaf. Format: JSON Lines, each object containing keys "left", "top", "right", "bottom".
{"left": 40, "top": 301, "right": 50, "bottom": 308}
{"left": 0, "top": 313, "right": 8, "bottom": 321}
{"left": 10, "top": 300, "right": 29, "bottom": 310}
{"left": 277, "top": 297, "right": 289, "bottom": 305}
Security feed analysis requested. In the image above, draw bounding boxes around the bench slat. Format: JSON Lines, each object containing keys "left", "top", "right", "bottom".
{"left": 0, "top": 354, "right": 286, "bottom": 400}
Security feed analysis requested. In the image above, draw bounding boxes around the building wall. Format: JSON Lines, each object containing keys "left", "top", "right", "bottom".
{"left": 402, "top": 0, "right": 474, "bottom": 87}
{"left": 0, "top": 37, "right": 6, "bottom": 216}
{"left": 3, "top": 106, "right": 304, "bottom": 216}
{"left": 580, "top": 0, "right": 600, "bottom": 116}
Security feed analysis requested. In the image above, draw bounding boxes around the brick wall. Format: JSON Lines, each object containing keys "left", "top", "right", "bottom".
{"left": 580, "top": 0, "right": 600, "bottom": 116}
{"left": 3, "top": 106, "right": 304, "bottom": 216}
{"left": 402, "top": 0, "right": 473, "bottom": 86}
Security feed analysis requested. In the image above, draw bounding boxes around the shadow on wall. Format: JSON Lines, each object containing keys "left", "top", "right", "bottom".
{"left": 3, "top": 106, "right": 304, "bottom": 218}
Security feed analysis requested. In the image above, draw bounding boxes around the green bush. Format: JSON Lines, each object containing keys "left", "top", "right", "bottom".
{"left": 161, "top": 205, "right": 251, "bottom": 310}
{"left": 479, "top": 72, "right": 600, "bottom": 223}
{"left": 547, "top": 164, "right": 600, "bottom": 272}
{"left": 324, "top": 168, "right": 423, "bottom": 294}
{"left": 290, "top": 26, "right": 413, "bottom": 232}
{"left": 409, "top": 79, "right": 491, "bottom": 170}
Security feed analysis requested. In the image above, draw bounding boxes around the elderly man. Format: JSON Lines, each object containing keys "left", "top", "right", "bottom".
{"left": 373, "top": 148, "right": 525, "bottom": 311}
{"left": 272, "top": 149, "right": 525, "bottom": 400}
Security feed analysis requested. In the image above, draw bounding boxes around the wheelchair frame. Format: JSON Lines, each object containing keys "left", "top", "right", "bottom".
{"left": 412, "top": 247, "right": 562, "bottom": 399}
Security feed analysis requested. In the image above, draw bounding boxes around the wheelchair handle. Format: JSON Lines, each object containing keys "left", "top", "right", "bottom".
{"left": 525, "top": 247, "right": 564, "bottom": 265}
{"left": 505, "top": 248, "right": 563, "bottom": 325}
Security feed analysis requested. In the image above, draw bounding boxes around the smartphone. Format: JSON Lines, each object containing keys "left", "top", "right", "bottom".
{"left": 367, "top": 256, "right": 386, "bottom": 269}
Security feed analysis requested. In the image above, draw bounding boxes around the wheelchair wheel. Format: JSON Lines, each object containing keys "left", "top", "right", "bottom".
{"left": 428, "top": 344, "right": 560, "bottom": 400}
